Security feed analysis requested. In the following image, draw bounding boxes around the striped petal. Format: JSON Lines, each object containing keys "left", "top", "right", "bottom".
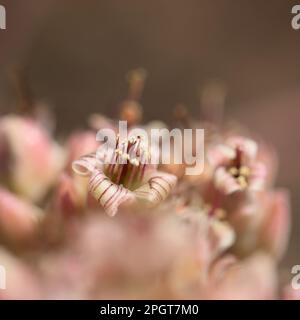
{"left": 134, "top": 171, "right": 177, "bottom": 205}
{"left": 88, "top": 170, "right": 135, "bottom": 216}
{"left": 72, "top": 153, "right": 100, "bottom": 176}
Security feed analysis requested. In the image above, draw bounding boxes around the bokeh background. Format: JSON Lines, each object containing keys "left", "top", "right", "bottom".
{"left": 0, "top": 0, "right": 299, "bottom": 267}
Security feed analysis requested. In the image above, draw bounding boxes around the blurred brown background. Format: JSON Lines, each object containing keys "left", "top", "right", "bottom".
{"left": 0, "top": 0, "right": 299, "bottom": 267}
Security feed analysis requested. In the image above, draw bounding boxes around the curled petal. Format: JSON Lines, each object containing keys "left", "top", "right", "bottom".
{"left": 72, "top": 153, "right": 99, "bottom": 176}
{"left": 134, "top": 171, "right": 177, "bottom": 205}
{"left": 214, "top": 167, "right": 241, "bottom": 194}
{"left": 88, "top": 170, "right": 135, "bottom": 216}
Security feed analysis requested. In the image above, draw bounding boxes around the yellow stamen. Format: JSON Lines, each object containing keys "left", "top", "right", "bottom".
{"left": 228, "top": 167, "right": 239, "bottom": 176}
{"left": 237, "top": 175, "right": 247, "bottom": 189}
{"left": 239, "top": 165, "right": 250, "bottom": 177}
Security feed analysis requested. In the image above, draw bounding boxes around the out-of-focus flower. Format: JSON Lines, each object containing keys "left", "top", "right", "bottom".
{"left": 208, "top": 136, "right": 267, "bottom": 194}
{"left": 0, "top": 70, "right": 292, "bottom": 300}
{"left": 0, "top": 249, "right": 41, "bottom": 299}
{"left": 0, "top": 115, "right": 65, "bottom": 202}
{"left": 0, "top": 188, "right": 42, "bottom": 244}
{"left": 89, "top": 69, "right": 146, "bottom": 132}
{"left": 48, "top": 130, "right": 101, "bottom": 218}
{"left": 258, "top": 190, "right": 290, "bottom": 260}
{"left": 72, "top": 136, "right": 177, "bottom": 216}
{"left": 52, "top": 173, "right": 86, "bottom": 217}
{"left": 207, "top": 252, "right": 277, "bottom": 299}
{"left": 179, "top": 208, "right": 235, "bottom": 262}
{"left": 282, "top": 285, "right": 300, "bottom": 300}
{"left": 65, "top": 130, "right": 99, "bottom": 172}
{"left": 88, "top": 114, "right": 118, "bottom": 133}
{"left": 34, "top": 207, "right": 236, "bottom": 299}
{"left": 230, "top": 190, "right": 290, "bottom": 260}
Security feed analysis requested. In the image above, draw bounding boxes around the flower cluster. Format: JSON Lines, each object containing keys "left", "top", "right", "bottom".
{"left": 0, "top": 70, "right": 292, "bottom": 299}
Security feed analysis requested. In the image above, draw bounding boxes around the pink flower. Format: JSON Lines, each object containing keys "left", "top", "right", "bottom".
{"left": 208, "top": 136, "right": 267, "bottom": 194}
{"left": 65, "top": 130, "right": 100, "bottom": 172}
{"left": 229, "top": 190, "right": 290, "bottom": 260}
{"left": 207, "top": 253, "right": 277, "bottom": 299}
{"left": 52, "top": 173, "right": 86, "bottom": 217}
{"left": 38, "top": 208, "right": 235, "bottom": 299}
{"left": 282, "top": 285, "right": 300, "bottom": 300}
{"left": 0, "top": 249, "right": 41, "bottom": 299}
{"left": 0, "top": 115, "right": 65, "bottom": 202}
{"left": 0, "top": 188, "right": 42, "bottom": 243}
{"left": 258, "top": 190, "right": 290, "bottom": 259}
{"left": 72, "top": 136, "right": 177, "bottom": 216}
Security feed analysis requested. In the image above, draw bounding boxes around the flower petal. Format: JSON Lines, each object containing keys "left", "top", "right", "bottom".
{"left": 0, "top": 188, "right": 42, "bottom": 242}
{"left": 134, "top": 171, "right": 177, "bottom": 205}
{"left": 259, "top": 190, "right": 290, "bottom": 260}
{"left": 72, "top": 153, "right": 99, "bottom": 176}
{"left": 0, "top": 115, "right": 65, "bottom": 202}
{"left": 208, "top": 144, "right": 236, "bottom": 167}
{"left": 208, "top": 253, "right": 277, "bottom": 299}
{"left": 0, "top": 248, "right": 41, "bottom": 299}
{"left": 88, "top": 170, "right": 135, "bottom": 216}
{"left": 53, "top": 173, "right": 87, "bottom": 217}
{"left": 214, "top": 167, "right": 241, "bottom": 194}
{"left": 65, "top": 131, "right": 99, "bottom": 170}
{"left": 227, "top": 136, "right": 258, "bottom": 160}
{"left": 248, "top": 162, "right": 267, "bottom": 191}
{"left": 88, "top": 114, "right": 117, "bottom": 132}
{"left": 209, "top": 219, "right": 235, "bottom": 257}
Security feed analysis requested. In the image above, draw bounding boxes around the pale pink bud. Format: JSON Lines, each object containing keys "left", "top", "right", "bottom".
{"left": 65, "top": 130, "right": 99, "bottom": 171}
{"left": 0, "top": 188, "right": 42, "bottom": 243}
{"left": 0, "top": 115, "right": 65, "bottom": 202}
{"left": 0, "top": 249, "right": 41, "bottom": 299}
{"left": 53, "top": 173, "right": 87, "bottom": 217}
